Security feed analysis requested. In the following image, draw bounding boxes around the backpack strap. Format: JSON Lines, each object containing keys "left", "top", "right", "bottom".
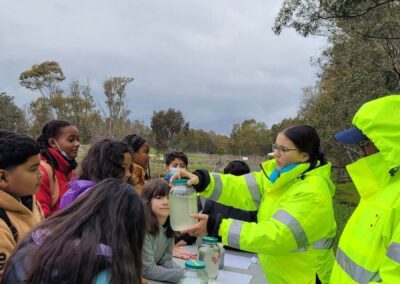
{"left": 0, "top": 208, "right": 18, "bottom": 242}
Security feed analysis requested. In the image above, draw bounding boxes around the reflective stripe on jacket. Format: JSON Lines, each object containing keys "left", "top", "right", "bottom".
{"left": 331, "top": 95, "right": 400, "bottom": 283}
{"left": 201, "top": 161, "right": 336, "bottom": 284}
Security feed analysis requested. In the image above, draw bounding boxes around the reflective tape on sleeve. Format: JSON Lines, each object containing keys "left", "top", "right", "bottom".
{"left": 312, "top": 238, "right": 334, "bottom": 250}
{"left": 208, "top": 173, "right": 223, "bottom": 202}
{"left": 243, "top": 173, "right": 261, "bottom": 209}
{"left": 227, "top": 220, "right": 244, "bottom": 249}
{"left": 272, "top": 209, "right": 308, "bottom": 248}
{"left": 387, "top": 242, "right": 400, "bottom": 264}
{"left": 336, "top": 247, "right": 381, "bottom": 283}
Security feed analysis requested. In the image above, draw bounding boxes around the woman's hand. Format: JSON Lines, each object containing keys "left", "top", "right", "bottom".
{"left": 170, "top": 169, "right": 199, "bottom": 186}
{"left": 181, "top": 214, "right": 209, "bottom": 237}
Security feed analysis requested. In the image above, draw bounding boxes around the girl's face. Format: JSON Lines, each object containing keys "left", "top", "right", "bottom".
{"left": 274, "top": 133, "right": 309, "bottom": 170}
{"left": 151, "top": 194, "right": 170, "bottom": 224}
{"left": 134, "top": 143, "right": 150, "bottom": 169}
{"left": 50, "top": 126, "right": 80, "bottom": 158}
{"left": 122, "top": 152, "right": 133, "bottom": 183}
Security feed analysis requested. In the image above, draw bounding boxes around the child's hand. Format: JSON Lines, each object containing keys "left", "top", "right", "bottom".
{"left": 181, "top": 214, "right": 209, "bottom": 237}
{"left": 141, "top": 277, "right": 148, "bottom": 284}
{"left": 173, "top": 245, "right": 197, "bottom": 260}
{"left": 176, "top": 240, "right": 187, "bottom": 246}
{"left": 169, "top": 169, "right": 199, "bottom": 186}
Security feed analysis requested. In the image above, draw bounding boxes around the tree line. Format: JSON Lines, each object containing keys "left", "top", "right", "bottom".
{"left": 1, "top": 61, "right": 274, "bottom": 156}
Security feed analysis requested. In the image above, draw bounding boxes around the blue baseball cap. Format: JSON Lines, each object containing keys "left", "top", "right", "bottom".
{"left": 335, "top": 126, "right": 368, "bottom": 144}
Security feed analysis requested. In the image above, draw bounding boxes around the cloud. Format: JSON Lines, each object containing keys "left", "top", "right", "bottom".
{"left": 0, "top": 0, "right": 325, "bottom": 135}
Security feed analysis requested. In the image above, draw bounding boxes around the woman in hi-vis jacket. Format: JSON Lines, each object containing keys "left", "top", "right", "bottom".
{"left": 173, "top": 125, "right": 336, "bottom": 284}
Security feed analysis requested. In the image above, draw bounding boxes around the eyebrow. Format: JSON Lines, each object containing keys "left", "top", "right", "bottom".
{"left": 29, "top": 163, "right": 40, "bottom": 170}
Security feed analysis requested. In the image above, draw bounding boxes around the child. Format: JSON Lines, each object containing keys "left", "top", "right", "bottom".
{"left": 0, "top": 131, "right": 43, "bottom": 279}
{"left": 123, "top": 134, "right": 150, "bottom": 193}
{"left": 2, "top": 178, "right": 146, "bottom": 284}
{"left": 202, "top": 160, "right": 257, "bottom": 249}
{"left": 59, "top": 139, "right": 133, "bottom": 209}
{"left": 164, "top": 151, "right": 188, "bottom": 181}
{"left": 141, "top": 179, "right": 184, "bottom": 283}
{"left": 164, "top": 152, "right": 199, "bottom": 260}
{"left": 36, "top": 120, "right": 80, "bottom": 217}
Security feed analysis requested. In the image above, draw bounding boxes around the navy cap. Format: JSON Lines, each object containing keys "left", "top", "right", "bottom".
{"left": 335, "top": 126, "right": 368, "bottom": 144}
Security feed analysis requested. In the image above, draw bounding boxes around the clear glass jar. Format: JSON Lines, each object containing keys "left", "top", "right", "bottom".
{"left": 179, "top": 260, "right": 208, "bottom": 284}
{"left": 217, "top": 242, "right": 225, "bottom": 269}
{"left": 198, "top": 236, "right": 220, "bottom": 279}
{"left": 169, "top": 179, "right": 198, "bottom": 231}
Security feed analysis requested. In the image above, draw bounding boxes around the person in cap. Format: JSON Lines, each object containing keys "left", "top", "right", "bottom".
{"left": 330, "top": 94, "right": 400, "bottom": 283}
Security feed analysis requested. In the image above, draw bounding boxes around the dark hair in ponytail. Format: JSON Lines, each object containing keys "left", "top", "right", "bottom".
{"left": 123, "top": 134, "right": 150, "bottom": 179}
{"left": 282, "top": 125, "right": 327, "bottom": 171}
{"left": 36, "top": 120, "right": 74, "bottom": 175}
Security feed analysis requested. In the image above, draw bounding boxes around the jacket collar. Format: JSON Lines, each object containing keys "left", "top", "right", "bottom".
{"left": 44, "top": 147, "right": 72, "bottom": 174}
{"left": 347, "top": 152, "right": 396, "bottom": 198}
{"left": 261, "top": 159, "right": 334, "bottom": 194}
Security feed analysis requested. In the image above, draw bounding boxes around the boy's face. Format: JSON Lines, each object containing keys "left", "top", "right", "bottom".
{"left": 167, "top": 158, "right": 187, "bottom": 170}
{"left": 0, "top": 154, "right": 42, "bottom": 197}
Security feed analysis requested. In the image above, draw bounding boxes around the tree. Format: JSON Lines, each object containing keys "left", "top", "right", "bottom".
{"left": 103, "top": 77, "right": 134, "bottom": 138}
{"left": 273, "top": 0, "right": 400, "bottom": 39}
{"left": 19, "top": 61, "right": 65, "bottom": 99}
{"left": 27, "top": 97, "right": 53, "bottom": 137}
{"left": 0, "top": 92, "right": 25, "bottom": 131}
{"left": 230, "top": 119, "right": 272, "bottom": 156}
{"left": 151, "top": 108, "right": 186, "bottom": 153}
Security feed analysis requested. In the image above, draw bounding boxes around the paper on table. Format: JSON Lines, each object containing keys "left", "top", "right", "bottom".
{"left": 224, "top": 253, "right": 252, "bottom": 269}
{"left": 213, "top": 270, "right": 253, "bottom": 284}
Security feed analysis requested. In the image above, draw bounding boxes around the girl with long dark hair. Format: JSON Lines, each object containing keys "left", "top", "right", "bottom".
{"left": 2, "top": 178, "right": 146, "bottom": 284}
{"left": 141, "top": 179, "right": 183, "bottom": 283}
{"left": 36, "top": 120, "right": 80, "bottom": 217}
{"left": 59, "top": 139, "right": 133, "bottom": 209}
{"left": 123, "top": 134, "right": 150, "bottom": 193}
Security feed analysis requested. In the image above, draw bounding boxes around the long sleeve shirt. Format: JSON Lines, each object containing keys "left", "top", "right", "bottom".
{"left": 142, "top": 225, "right": 183, "bottom": 283}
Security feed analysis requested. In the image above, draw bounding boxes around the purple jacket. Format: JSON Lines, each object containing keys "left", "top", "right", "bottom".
{"left": 59, "top": 180, "right": 96, "bottom": 209}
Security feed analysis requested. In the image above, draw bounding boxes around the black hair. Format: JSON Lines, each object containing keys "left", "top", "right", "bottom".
{"left": 0, "top": 130, "right": 40, "bottom": 170}
{"left": 223, "top": 160, "right": 250, "bottom": 176}
{"left": 282, "top": 124, "right": 327, "bottom": 171}
{"left": 123, "top": 134, "right": 150, "bottom": 179}
{"left": 165, "top": 151, "right": 188, "bottom": 167}
{"left": 4, "top": 179, "right": 146, "bottom": 284}
{"left": 123, "top": 134, "right": 147, "bottom": 153}
{"left": 36, "top": 120, "right": 77, "bottom": 174}
{"left": 141, "top": 179, "right": 174, "bottom": 238}
{"left": 79, "top": 139, "right": 132, "bottom": 182}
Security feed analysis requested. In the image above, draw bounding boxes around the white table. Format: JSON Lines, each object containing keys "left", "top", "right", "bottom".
{"left": 148, "top": 245, "right": 267, "bottom": 284}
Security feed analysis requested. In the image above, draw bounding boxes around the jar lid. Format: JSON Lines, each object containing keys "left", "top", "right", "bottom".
{"left": 202, "top": 236, "right": 218, "bottom": 244}
{"left": 172, "top": 179, "right": 189, "bottom": 185}
{"left": 185, "top": 259, "right": 206, "bottom": 269}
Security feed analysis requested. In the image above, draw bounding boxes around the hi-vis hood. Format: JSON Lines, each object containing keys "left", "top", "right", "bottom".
{"left": 352, "top": 94, "right": 400, "bottom": 171}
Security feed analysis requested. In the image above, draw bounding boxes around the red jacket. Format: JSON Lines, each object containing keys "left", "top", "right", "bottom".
{"left": 36, "top": 147, "right": 75, "bottom": 217}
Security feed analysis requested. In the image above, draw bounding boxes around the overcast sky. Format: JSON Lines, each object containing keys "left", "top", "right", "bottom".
{"left": 0, "top": 0, "right": 325, "bottom": 135}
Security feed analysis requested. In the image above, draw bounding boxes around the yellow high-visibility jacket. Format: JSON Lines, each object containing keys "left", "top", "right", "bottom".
{"left": 330, "top": 95, "right": 400, "bottom": 283}
{"left": 200, "top": 160, "right": 336, "bottom": 283}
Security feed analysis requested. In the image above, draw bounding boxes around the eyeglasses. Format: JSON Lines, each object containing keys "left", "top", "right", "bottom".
{"left": 272, "top": 144, "right": 298, "bottom": 154}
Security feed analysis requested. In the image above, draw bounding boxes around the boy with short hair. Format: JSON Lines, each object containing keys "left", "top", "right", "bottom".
{"left": 164, "top": 151, "right": 199, "bottom": 259}
{"left": 0, "top": 131, "right": 43, "bottom": 278}
{"left": 164, "top": 151, "right": 189, "bottom": 181}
